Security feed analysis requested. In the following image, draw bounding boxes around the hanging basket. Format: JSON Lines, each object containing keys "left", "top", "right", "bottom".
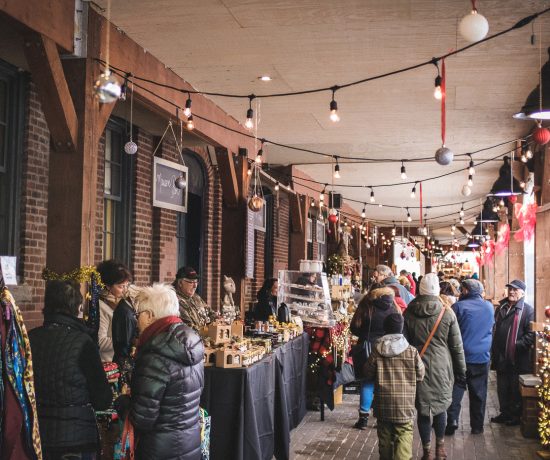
{"left": 248, "top": 195, "right": 265, "bottom": 212}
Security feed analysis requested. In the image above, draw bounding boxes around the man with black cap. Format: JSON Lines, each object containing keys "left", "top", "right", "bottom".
{"left": 173, "top": 266, "right": 215, "bottom": 332}
{"left": 491, "top": 279, "right": 534, "bottom": 426}
{"left": 446, "top": 279, "right": 494, "bottom": 435}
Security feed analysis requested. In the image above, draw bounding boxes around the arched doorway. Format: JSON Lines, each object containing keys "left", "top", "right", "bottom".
{"left": 176, "top": 150, "right": 206, "bottom": 294}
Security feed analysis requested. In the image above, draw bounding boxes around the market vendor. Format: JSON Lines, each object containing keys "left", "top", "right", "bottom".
{"left": 173, "top": 266, "right": 216, "bottom": 332}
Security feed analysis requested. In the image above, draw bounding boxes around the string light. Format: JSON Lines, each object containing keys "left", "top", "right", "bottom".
{"left": 468, "top": 155, "right": 475, "bottom": 175}
{"left": 255, "top": 142, "right": 264, "bottom": 164}
{"left": 468, "top": 174, "right": 474, "bottom": 187}
{"left": 451, "top": 223, "right": 456, "bottom": 232}
{"left": 460, "top": 204, "right": 465, "bottom": 217}
{"left": 329, "top": 87, "right": 340, "bottom": 122}
{"left": 334, "top": 157, "right": 341, "bottom": 179}
{"left": 411, "top": 183, "right": 417, "bottom": 198}
{"left": 370, "top": 187, "right": 375, "bottom": 203}
{"left": 406, "top": 208, "right": 412, "bottom": 222}
{"left": 520, "top": 180, "right": 526, "bottom": 189}
{"left": 521, "top": 153, "right": 528, "bottom": 163}
{"left": 320, "top": 186, "right": 325, "bottom": 202}
{"left": 433, "top": 62, "right": 443, "bottom": 100}
{"left": 186, "top": 114, "right": 194, "bottom": 130}
{"left": 400, "top": 161, "right": 407, "bottom": 180}
{"left": 247, "top": 163, "right": 252, "bottom": 176}
{"left": 184, "top": 93, "right": 192, "bottom": 117}
{"left": 274, "top": 181, "right": 280, "bottom": 191}
{"left": 245, "top": 96, "right": 254, "bottom": 130}
{"left": 361, "top": 204, "right": 366, "bottom": 218}
{"left": 526, "top": 146, "right": 533, "bottom": 159}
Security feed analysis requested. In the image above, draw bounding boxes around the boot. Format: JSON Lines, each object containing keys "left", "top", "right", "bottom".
{"left": 353, "top": 412, "right": 369, "bottom": 430}
{"left": 435, "top": 439, "right": 447, "bottom": 460}
{"left": 421, "top": 444, "right": 432, "bottom": 460}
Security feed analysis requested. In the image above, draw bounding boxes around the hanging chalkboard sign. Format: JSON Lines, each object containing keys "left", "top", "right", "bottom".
{"left": 153, "top": 157, "right": 188, "bottom": 213}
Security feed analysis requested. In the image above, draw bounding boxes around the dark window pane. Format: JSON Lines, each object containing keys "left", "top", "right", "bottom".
{"left": 0, "top": 125, "right": 5, "bottom": 172}
{"left": 0, "top": 80, "right": 7, "bottom": 123}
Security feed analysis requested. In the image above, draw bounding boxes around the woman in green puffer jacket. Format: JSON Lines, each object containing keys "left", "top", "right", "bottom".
{"left": 403, "top": 273, "right": 466, "bottom": 460}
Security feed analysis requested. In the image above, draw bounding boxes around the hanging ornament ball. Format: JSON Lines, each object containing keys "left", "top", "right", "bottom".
{"left": 124, "top": 141, "right": 138, "bottom": 155}
{"left": 435, "top": 146, "right": 454, "bottom": 166}
{"left": 509, "top": 195, "right": 517, "bottom": 204}
{"left": 545, "top": 305, "right": 550, "bottom": 319}
{"left": 93, "top": 71, "right": 121, "bottom": 103}
{"left": 533, "top": 126, "right": 550, "bottom": 146}
{"left": 459, "top": 10, "right": 489, "bottom": 43}
{"left": 328, "top": 213, "right": 339, "bottom": 224}
{"left": 175, "top": 175, "right": 187, "bottom": 190}
{"left": 248, "top": 195, "right": 265, "bottom": 212}
{"left": 461, "top": 184, "right": 472, "bottom": 196}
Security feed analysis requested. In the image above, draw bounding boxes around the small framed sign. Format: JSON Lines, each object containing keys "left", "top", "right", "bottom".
{"left": 153, "top": 157, "right": 188, "bottom": 213}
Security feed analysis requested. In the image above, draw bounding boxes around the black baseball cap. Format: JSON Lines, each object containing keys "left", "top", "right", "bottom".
{"left": 506, "top": 279, "right": 526, "bottom": 291}
{"left": 176, "top": 266, "right": 199, "bottom": 281}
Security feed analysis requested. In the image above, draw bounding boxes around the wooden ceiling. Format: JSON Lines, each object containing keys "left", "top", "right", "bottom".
{"left": 104, "top": 0, "right": 550, "bottom": 236}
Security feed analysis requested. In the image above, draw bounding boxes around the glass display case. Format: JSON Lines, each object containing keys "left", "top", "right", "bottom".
{"left": 277, "top": 270, "right": 335, "bottom": 327}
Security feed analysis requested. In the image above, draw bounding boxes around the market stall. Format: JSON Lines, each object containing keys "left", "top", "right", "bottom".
{"left": 200, "top": 333, "right": 308, "bottom": 460}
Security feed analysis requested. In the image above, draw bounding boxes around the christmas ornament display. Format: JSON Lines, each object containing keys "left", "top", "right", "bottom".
{"left": 435, "top": 146, "right": 453, "bottom": 165}
{"left": 533, "top": 125, "right": 550, "bottom": 145}
{"left": 459, "top": 9, "right": 489, "bottom": 43}
{"left": 248, "top": 194, "right": 264, "bottom": 212}
{"left": 124, "top": 141, "right": 138, "bottom": 155}
{"left": 328, "top": 208, "right": 338, "bottom": 224}
{"left": 93, "top": 71, "right": 121, "bottom": 103}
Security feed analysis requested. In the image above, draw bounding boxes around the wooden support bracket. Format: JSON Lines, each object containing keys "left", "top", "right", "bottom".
{"left": 290, "top": 193, "right": 304, "bottom": 233}
{"left": 215, "top": 147, "right": 239, "bottom": 208}
{"left": 24, "top": 33, "right": 78, "bottom": 152}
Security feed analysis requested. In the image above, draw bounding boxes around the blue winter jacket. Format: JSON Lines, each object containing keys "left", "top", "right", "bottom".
{"left": 452, "top": 288, "right": 494, "bottom": 364}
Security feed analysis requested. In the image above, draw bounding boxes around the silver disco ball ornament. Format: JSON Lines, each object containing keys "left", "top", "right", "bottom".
{"left": 124, "top": 141, "right": 138, "bottom": 155}
{"left": 435, "top": 146, "right": 454, "bottom": 166}
{"left": 461, "top": 184, "right": 472, "bottom": 196}
{"left": 93, "top": 71, "right": 121, "bottom": 103}
{"left": 175, "top": 175, "right": 187, "bottom": 189}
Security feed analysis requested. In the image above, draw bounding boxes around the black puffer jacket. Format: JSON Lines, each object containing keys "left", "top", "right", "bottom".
{"left": 130, "top": 322, "right": 204, "bottom": 460}
{"left": 29, "top": 313, "right": 112, "bottom": 451}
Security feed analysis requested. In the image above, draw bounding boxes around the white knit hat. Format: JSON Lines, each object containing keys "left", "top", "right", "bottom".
{"left": 419, "top": 273, "right": 440, "bottom": 296}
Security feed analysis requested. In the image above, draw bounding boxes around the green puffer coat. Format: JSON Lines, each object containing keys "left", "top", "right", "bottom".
{"left": 403, "top": 295, "right": 466, "bottom": 416}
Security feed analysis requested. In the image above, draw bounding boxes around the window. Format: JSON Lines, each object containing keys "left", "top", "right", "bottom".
{"left": 0, "top": 61, "right": 25, "bottom": 257}
{"left": 103, "top": 119, "right": 134, "bottom": 265}
{"left": 307, "top": 217, "right": 314, "bottom": 260}
{"left": 316, "top": 219, "right": 327, "bottom": 261}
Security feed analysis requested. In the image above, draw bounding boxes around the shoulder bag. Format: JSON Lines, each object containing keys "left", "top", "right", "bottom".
{"left": 419, "top": 307, "right": 446, "bottom": 358}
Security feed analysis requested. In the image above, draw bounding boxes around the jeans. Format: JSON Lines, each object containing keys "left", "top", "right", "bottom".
{"left": 359, "top": 380, "right": 375, "bottom": 414}
{"left": 417, "top": 412, "right": 446, "bottom": 446}
{"left": 496, "top": 368, "right": 521, "bottom": 419}
{"left": 447, "top": 362, "right": 489, "bottom": 430}
{"left": 377, "top": 420, "right": 413, "bottom": 460}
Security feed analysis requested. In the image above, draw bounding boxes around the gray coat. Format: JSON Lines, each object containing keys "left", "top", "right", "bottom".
{"left": 403, "top": 295, "right": 466, "bottom": 416}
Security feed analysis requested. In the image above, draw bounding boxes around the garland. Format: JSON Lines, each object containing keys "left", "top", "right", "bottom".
{"left": 537, "top": 324, "right": 550, "bottom": 446}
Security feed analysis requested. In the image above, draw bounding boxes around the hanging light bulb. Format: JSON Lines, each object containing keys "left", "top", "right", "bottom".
{"left": 499, "top": 198, "right": 505, "bottom": 207}
{"left": 521, "top": 153, "right": 528, "bottom": 163}
{"left": 186, "top": 114, "right": 195, "bottom": 130}
{"left": 334, "top": 158, "right": 341, "bottom": 179}
{"left": 434, "top": 74, "right": 442, "bottom": 100}
{"left": 410, "top": 183, "right": 417, "bottom": 199}
{"left": 183, "top": 94, "right": 192, "bottom": 117}
{"left": 460, "top": 205, "right": 465, "bottom": 217}
{"left": 244, "top": 96, "right": 254, "bottom": 130}
{"left": 468, "top": 156, "right": 475, "bottom": 175}
{"left": 329, "top": 87, "right": 340, "bottom": 122}
{"left": 320, "top": 188, "right": 325, "bottom": 202}
{"left": 467, "top": 174, "right": 473, "bottom": 187}
{"left": 406, "top": 208, "right": 412, "bottom": 222}
{"left": 400, "top": 161, "right": 407, "bottom": 180}
{"left": 311, "top": 199, "right": 316, "bottom": 207}
{"left": 361, "top": 205, "right": 366, "bottom": 219}
{"left": 492, "top": 204, "right": 499, "bottom": 213}
{"left": 520, "top": 180, "right": 526, "bottom": 189}
{"left": 451, "top": 223, "right": 456, "bottom": 232}
{"left": 255, "top": 143, "right": 263, "bottom": 164}
{"left": 526, "top": 147, "right": 533, "bottom": 159}
{"left": 247, "top": 163, "right": 252, "bottom": 176}
{"left": 274, "top": 181, "right": 280, "bottom": 191}
{"left": 370, "top": 188, "right": 375, "bottom": 203}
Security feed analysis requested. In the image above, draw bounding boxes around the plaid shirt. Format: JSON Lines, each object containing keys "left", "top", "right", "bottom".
{"left": 364, "top": 336, "right": 425, "bottom": 424}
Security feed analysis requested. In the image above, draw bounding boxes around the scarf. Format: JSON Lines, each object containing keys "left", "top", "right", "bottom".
{"left": 505, "top": 303, "right": 523, "bottom": 364}
{"left": 138, "top": 316, "right": 182, "bottom": 350}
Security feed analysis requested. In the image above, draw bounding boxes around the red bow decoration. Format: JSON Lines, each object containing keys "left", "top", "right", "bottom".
{"left": 481, "top": 240, "right": 495, "bottom": 266}
{"left": 514, "top": 201, "right": 537, "bottom": 243}
{"left": 495, "top": 223, "right": 510, "bottom": 255}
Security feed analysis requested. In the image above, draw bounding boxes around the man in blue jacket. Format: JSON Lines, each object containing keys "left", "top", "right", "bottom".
{"left": 446, "top": 279, "right": 494, "bottom": 435}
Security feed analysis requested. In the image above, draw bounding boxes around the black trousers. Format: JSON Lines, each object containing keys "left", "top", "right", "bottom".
{"left": 496, "top": 368, "right": 522, "bottom": 419}
{"left": 447, "top": 362, "right": 490, "bottom": 430}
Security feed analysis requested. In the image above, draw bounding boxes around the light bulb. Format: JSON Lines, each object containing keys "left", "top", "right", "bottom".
{"left": 520, "top": 180, "right": 526, "bottom": 189}
{"left": 526, "top": 148, "right": 533, "bottom": 159}
{"left": 186, "top": 115, "right": 194, "bottom": 130}
{"left": 492, "top": 206, "right": 498, "bottom": 213}
{"left": 451, "top": 224, "right": 456, "bottom": 231}
{"left": 521, "top": 154, "right": 527, "bottom": 163}
{"left": 320, "top": 192, "right": 324, "bottom": 201}
{"left": 370, "top": 189, "right": 375, "bottom": 203}
{"left": 434, "top": 75, "right": 442, "bottom": 100}
{"left": 329, "top": 99, "right": 340, "bottom": 122}
{"left": 469, "top": 159, "right": 475, "bottom": 175}
{"left": 247, "top": 164, "right": 252, "bottom": 176}
{"left": 334, "top": 164, "right": 341, "bottom": 179}
{"left": 184, "top": 96, "right": 192, "bottom": 117}
{"left": 460, "top": 218, "right": 465, "bottom": 225}
{"left": 460, "top": 209, "right": 464, "bottom": 217}
{"left": 255, "top": 148, "right": 263, "bottom": 164}
{"left": 245, "top": 108, "right": 254, "bottom": 130}
{"left": 400, "top": 163, "right": 407, "bottom": 180}
{"left": 467, "top": 175, "right": 473, "bottom": 187}
{"left": 499, "top": 199, "right": 505, "bottom": 207}
{"left": 411, "top": 188, "right": 416, "bottom": 199}
{"left": 311, "top": 200, "right": 315, "bottom": 207}
{"left": 361, "top": 208, "right": 366, "bottom": 218}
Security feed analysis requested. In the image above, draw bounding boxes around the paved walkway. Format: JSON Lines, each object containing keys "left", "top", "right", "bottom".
{"left": 289, "top": 373, "right": 542, "bottom": 459}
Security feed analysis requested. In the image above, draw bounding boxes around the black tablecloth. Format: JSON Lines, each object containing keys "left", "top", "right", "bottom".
{"left": 200, "top": 333, "right": 309, "bottom": 460}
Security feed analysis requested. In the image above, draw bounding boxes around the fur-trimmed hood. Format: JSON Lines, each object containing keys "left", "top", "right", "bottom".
{"left": 368, "top": 286, "right": 395, "bottom": 300}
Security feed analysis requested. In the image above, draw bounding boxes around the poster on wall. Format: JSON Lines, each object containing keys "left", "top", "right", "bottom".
{"left": 152, "top": 157, "right": 188, "bottom": 212}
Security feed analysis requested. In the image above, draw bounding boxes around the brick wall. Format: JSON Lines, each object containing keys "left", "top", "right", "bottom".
{"left": 17, "top": 82, "right": 50, "bottom": 329}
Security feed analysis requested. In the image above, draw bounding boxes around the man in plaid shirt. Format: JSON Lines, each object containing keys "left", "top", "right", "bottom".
{"left": 365, "top": 313, "right": 425, "bottom": 460}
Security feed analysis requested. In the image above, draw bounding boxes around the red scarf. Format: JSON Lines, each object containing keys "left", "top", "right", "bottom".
{"left": 138, "top": 315, "right": 182, "bottom": 349}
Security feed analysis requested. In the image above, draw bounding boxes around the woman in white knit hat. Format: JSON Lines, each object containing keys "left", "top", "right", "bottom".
{"left": 403, "top": 273, "right": 466, "bottom": 460}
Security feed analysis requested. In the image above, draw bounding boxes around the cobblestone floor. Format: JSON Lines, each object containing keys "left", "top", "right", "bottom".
{"left": 288, "top": 372, "right": 542, "bottom": 459}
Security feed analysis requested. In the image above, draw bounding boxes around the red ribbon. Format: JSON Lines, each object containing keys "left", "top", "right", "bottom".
{"left": 419, "top": 182, "right": 423, "bottom": 225}
{"left": 441, "top": 59, "right": 446, "bottom": 146}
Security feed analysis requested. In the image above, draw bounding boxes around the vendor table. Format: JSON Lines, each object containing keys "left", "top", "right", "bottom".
{"left": 200, "top": 333, "right": 309, "bottom": 460}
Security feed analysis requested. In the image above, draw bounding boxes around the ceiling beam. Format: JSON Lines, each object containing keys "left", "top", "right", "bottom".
{"left": 215, "top": 147, "right": 239, "bottom": 208}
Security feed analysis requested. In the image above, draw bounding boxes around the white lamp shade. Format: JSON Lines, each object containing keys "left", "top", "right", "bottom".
{"left": 459, "top": 11, "right": 489, "bottom": 43}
